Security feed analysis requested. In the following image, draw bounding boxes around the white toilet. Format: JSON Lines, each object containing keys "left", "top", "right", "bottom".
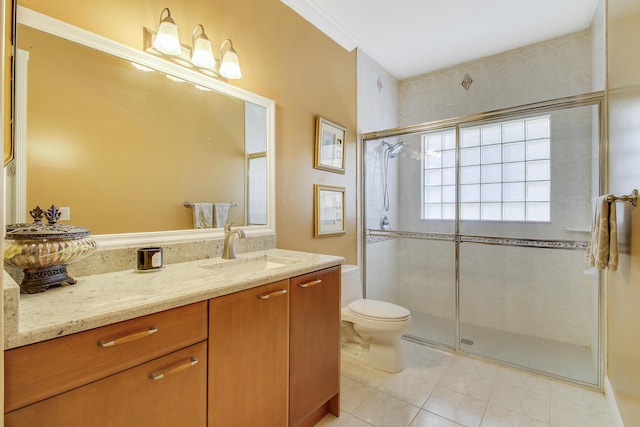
{"left": 341, "top": 264, "right": 411, "bottom": 373}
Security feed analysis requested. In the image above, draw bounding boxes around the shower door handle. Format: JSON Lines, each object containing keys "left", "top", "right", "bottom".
{"left": 298, "top": 279, "right": 322, "bottom": 288}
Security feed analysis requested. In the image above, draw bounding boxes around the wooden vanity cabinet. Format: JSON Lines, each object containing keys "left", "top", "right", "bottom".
{"left": 4, "top": 302, "right": 208, "bottom": 426}
{"left": 4, "top": 265, "right": 342, "bottom": 426}
{"left": 208, "top": 279, "right": 290, "bottom": 427}
{"left": 289, "top": 266, "right": 341, "bottom": 427}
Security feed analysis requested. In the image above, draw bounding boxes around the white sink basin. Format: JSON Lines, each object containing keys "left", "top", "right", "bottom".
{"left": 200, "top": 255, "right": 300, "bottom": 275}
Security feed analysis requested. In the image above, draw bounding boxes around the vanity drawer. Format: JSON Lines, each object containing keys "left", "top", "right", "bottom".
{"left": 5, "top": 301, "right": 208, "bottom": 412}
{"left": 5, "top": 342, "right": 207, "bottom": 427}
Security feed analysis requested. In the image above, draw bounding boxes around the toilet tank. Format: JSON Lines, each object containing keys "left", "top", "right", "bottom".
{"left": 341, "top": 264, "right": 363, "bottom": 308}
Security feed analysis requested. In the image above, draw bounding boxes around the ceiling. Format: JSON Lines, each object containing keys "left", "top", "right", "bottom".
{"left": 281, "top": 0, "right": 600, "bottom": 80}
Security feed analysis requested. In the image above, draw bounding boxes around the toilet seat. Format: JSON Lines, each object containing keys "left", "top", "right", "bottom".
{"left": 347, "top": 299, "right": 410, "bottom": 322}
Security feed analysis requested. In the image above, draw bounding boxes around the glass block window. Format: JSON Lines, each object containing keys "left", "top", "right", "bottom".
{"left": 422, "top": 116, "right": 551, "bottom": 222}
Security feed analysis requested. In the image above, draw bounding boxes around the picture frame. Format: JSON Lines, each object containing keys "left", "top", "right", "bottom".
{"left": 314, "top": 184, "right": 346, "bottom": 237}
{"left": 314, "top": 116, "right": 346, "bottom": 174}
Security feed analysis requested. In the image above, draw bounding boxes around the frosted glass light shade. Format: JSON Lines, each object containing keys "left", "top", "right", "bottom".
{"left": 154, "top": 21, "right": 181, "bottom": 55}
{"left": 219, "top": 45, "right": 242, "bottom": 79}
{"left": 191, "top": 37, "right": 216, "bottom": 68}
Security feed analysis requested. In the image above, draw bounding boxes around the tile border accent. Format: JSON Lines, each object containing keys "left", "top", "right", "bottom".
{"left": 461, "top": 235, "right": 588, "bottom": 250}
{"left": 367, "top": 230, "right": 454, "bottom": 244}
{"left": 366, "top": 229, "right": 587, "bottom": 250}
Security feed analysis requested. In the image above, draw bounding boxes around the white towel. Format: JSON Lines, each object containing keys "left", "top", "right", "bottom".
{"left": 213, "top": 203, "right": 231, "bottom": 228}
{"left": 192, "top": 203, "right": 213, "bottom": 229}
{"left": 585, "top": 195, "right": 618, "bottom": 271}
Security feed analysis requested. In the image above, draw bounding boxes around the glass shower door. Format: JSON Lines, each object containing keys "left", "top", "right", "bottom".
{"left": 362, "top": 94, "right": 603, "bottom": 386}
{"left": 457, "top": 104, "right": 601, "bottom": 385}
{"left": 364, "top": 130, "right": 457, "bottom": 348}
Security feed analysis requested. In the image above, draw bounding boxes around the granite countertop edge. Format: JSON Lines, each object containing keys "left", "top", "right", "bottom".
{"left": 4, "top": 249, "right": 344, "bottom": 350}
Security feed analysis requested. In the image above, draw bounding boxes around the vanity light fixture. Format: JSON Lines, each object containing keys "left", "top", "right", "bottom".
{"left": 190, "top": 24, "right": 216, "bottom": 69}
{"left": 219, "top": 39, "right": 242, "bottom": 79}
{"left": 152, "top": 8, "right": 181, "bottom": 56}
{"left": 143, "top": 9, "right": 243, "bottom": 80}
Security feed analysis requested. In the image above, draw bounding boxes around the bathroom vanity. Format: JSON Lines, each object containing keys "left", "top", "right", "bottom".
{"left": 4, "top": 9, "right": 344, "bottom": 426}
{"left": 3, "top": 249, "right": 343, "bottom": 427}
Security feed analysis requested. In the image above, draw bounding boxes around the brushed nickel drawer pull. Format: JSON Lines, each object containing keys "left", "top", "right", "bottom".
{"left": 97, "top": 326, "right": 158, "bottom": 347}
{"left": 257, "top": 289, "right": 288, "bottom": 300}
{"left": 298, "top": 279, "right": 322, "bottom": 288}
{"left": 149, "top": 357, "right": 198, "bottom": 380}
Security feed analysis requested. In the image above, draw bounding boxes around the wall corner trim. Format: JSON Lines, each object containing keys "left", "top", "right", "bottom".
{"left": 279, "top": 0, "right": 358, "bottom": 51}
{"left": 605, "top": 375, "right": 626, "bottom": 427}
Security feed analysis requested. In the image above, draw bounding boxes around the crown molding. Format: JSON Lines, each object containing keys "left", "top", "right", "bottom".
{"left": 280, "top": 0, "right": 358, "bottom": 51}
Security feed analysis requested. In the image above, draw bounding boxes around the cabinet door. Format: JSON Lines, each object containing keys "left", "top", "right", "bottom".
{"left": 289, "top": 266, "right": 341, "bottom": 427}
{"left": 209, "top": 280, "right": 289, "bottom": 427}
{"left": 5, "top": 342, "right": 207, "bottom": 427}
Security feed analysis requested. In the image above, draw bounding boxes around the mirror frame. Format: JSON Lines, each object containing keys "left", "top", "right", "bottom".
{"left": 14, "top": 7, "right": 276, "bottom": 248}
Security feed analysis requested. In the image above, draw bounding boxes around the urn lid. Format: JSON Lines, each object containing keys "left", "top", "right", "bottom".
{"left": 5, "top": 205, "right": 91, "bottom": 240}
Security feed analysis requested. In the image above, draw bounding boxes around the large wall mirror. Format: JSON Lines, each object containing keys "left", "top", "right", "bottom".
{"left": 5, "top": 7, "right": 275, "bottom": 247}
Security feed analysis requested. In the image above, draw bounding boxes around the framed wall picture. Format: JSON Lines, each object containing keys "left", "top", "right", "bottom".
{"left": 314, "top": 116, "right": 346, "bottom": 174}
{"left": 314, "top": 184, "right": 345, "bottom": 237}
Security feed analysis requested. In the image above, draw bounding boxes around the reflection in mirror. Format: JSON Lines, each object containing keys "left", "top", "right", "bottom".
{"left": 5, "top": 8, "right": 274, "bottom": 241}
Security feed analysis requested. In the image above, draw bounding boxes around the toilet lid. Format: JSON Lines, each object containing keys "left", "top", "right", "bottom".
{"left": 348, "top": 299, "right": 410, "bottom": 321}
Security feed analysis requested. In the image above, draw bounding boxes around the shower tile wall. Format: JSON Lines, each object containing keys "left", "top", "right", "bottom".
{"left": 357, "top": 51, "right": 399, "bottom": 134}
{"left": 358, "top": 50, "right": 401, "bottom": 271}
{"left": 398, "top": 29, "right": 593, "bottom": 125}
{"left": 358, "top": 50, "right": 404, "bottom": 235}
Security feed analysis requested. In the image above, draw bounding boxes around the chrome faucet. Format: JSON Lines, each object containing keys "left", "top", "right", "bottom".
{"left": 221, "top": 223, "right": 246, "bottom": 259}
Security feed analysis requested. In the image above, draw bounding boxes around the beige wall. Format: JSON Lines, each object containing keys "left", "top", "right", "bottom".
{"left": 607, "top": 0, "right": 640, "bottom": 424}
{"left": 17, "top": 0, "right": 357, "bottom": 261}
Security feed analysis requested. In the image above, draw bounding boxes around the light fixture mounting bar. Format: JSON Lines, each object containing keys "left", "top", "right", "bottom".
{"left": 142, "top": 27, "right": 222, "bottom": 79}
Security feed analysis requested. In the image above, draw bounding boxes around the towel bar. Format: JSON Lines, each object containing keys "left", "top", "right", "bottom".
{"left": 184, "top": 201, "right": 237, "bottom": 208}
{"left": 606, "top": 189, "right": 639, "bottom": 207}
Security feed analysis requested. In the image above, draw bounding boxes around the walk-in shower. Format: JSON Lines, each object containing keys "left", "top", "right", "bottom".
{"left": 362, "top": 93, "right": 605, "bottom": 387}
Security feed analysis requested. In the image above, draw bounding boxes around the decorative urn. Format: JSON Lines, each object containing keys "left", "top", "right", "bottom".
{"left": 4, "top": 205, "right": 97, "bottom": 294}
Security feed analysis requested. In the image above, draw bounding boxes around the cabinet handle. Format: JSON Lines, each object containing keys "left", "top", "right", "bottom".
{"left": 149, "top": 357, "right": 199, "bottom": 380}
{"left": 257, "top": 289, "right": 288, "bottom": 300}
{"left": 97, "top": 326, "right": 158, "bottom": 347}
{"left": 298, "top": 279, "right": 322, "bottom": 288}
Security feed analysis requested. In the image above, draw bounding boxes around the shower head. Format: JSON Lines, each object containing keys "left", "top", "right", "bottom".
{"left": 381, "top": 140, "right": 405, "bottom": 212}
{"left": 382, "top": 141, "right": 405, "bottom": 158}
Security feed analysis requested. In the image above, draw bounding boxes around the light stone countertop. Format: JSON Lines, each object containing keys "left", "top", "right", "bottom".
{"left": 4, "top": 249, "right": 344, "bottom": 350}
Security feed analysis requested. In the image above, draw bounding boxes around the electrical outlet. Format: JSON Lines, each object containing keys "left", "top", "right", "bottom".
{"left": 59, "top": 207, "right": 71, "bottom": 221}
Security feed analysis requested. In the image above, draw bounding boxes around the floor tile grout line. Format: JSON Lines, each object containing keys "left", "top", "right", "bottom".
{"left": 476, "top": 372, "right": 501, "bottom": 427}
{"left": 422, "top": 408, "right": 466, "bottom": 426}
{"left": 342, "top": 346, "right": 613, "bottom": 427}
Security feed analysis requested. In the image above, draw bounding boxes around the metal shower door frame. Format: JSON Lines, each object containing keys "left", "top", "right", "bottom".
{"left": 361, "top": 91, "right": 606, "bottom": 389}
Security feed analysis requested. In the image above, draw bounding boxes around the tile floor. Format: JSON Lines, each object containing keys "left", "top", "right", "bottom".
{"left": 317, "top": 340, "right": 616, "bottom": 427}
